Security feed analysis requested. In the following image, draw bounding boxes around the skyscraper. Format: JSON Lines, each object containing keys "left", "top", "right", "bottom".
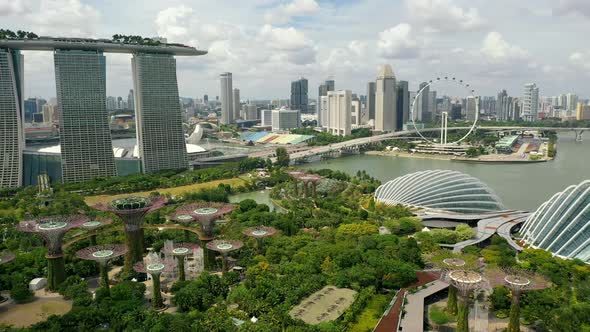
{"left": 54, "top": 50, "right": 116, "bottom": 182}
{"left": 496, "top": 90, "right": 514, "bottom": 121}
{"left": 203, "top": 94, "right": 208, "bottom": 104}
{"left": 233, "top": 88, "right": 240, "bottom": 120}
{"left": 127, "top": 89, "right": 134, "bottom": 110}
{"left": 0, "top": 49, "right": 24, "bottom": 188}
{"left": 522, "top": 83, "right": 539, "bottom": 122}
{"left": 220, "top": 72, "right": 233, "bottom": 124}
{"left": 132, "top": 53, "right": 188, "bottom": 173}
{"left": 366, "top": 82, "right": 376, "bottom": 122}
{"left": 417, "top": 82, "right": 429, "bottom": 122}
{"left": 466, "top": 96, "right": 478, "bottom": 122}
{"left": 396, "top": 80, "right": 409, "bottom": 131}
{"left": 319, "top": 95, "right": 329, "bottom": 128}
{"left": 375, "top": 64, "right": 397, "bottom": 132}
{"left": 327, "top": 90, "right": 351, "bottom": 136}
{"left": 317, "top": 79, "right": 334, "bottom": 122}
{"left": 290, "top": 77, "right": 308, "bottom": 114}
{"left": 566, "top": 93, "right": 578, "bottom": 111}
{"left": 351, "top": 97, "right": 361, "bottom": 126}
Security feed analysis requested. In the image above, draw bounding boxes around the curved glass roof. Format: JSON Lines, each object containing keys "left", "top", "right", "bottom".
{"left": 374, "top": 170, "right": 505, "bottom": 214}
{"left": 521, "top": 180, "right": 590, "bottom": 263}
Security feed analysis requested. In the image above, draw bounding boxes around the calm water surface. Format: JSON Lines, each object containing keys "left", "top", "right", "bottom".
{"left": 300, "top": 133, "right": 590, "bottom": 211}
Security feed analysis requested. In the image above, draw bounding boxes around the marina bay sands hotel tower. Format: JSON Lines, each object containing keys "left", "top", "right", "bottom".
{"left": 0, "top": 37, "right": 206, "bottom": 187}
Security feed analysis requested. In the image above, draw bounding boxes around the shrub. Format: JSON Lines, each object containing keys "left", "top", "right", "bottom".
{"left": 11, "top": 283, "right": 34, "bottom": 303}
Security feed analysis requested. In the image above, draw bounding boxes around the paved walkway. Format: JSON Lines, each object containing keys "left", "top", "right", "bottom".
{"left": 399, "top": 280, "right": 449, "bottom": 332}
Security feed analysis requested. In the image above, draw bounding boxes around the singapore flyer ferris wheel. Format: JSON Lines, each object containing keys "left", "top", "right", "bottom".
{"left": 410, "top": 76, "right": 479, "bottom": 145}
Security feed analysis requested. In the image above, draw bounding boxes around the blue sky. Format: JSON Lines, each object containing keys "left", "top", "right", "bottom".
{"left": 1, "top": 0, "right": 589, "bottom": 100}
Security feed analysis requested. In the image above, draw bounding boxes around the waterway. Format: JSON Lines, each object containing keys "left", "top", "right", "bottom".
{"left": 229, "top": 190, "right": 277, "bottom": 211}
{"left": 299, "top": 133, "right": 589, "bottom": 211}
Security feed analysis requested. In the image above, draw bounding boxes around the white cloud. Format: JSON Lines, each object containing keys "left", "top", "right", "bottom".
{"left": 265, "top": 0, "right": 319, "bottom": 24}
{"left": 258, "top": 25, "right": 317, "bottom": 64}
{"left": 28, "top": 0, "right": 100, "bottom": 36}
{"left": 480, "top": 31, "right": 529, "bottom": 64}
{"left": 377, "top": 23, "right": 421, "bottom": 59}
{"left": 0, "top": 0, "right": 31, "bottom": 16}
{"left": 406, "top": 0, "right": 486, "bottom": 32}
{"left": 569, "top": 51, "right": 590, "bottom": 71}
{"left": 155, "top": 5, "right": 193, "bottom": 42}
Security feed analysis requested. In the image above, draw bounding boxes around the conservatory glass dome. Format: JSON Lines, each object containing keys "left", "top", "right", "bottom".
{"left": 521, "top": 180, "right": 590, "bottom": 263}
{"left": 374, "top": 170, "right": 505, "bottom": 214}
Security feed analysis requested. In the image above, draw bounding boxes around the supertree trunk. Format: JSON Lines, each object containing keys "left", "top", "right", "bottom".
{"left": 99, "top": 262, "right": 110, "bottom": 294}
{"left": 202, "top": 239, "right": 216, "bottom": 269}
{"left": 183, "top": 230, "right": 191, "bottom": 242}
{"left": 90, "top": 234, "right": 97, "bottom": 246}
{"left": 456, "top": 294, "right": 470, "bottom": 332}
{"left": 177, "top": 257, "right": 185, "bottom": 282}
{"left": 123, "top": 228, "right": 144, "bottom": 276}
{"left": 221, "top": 253, "right": 228, "bottom": 274}
{"left": 447, "top": 286, "right": 458, "bottom": 315}
{"left": 151, "top": 274, "right": 163, "bottom": 309}
{"left": 508, "top": 292, "right": 522, "bottom": 332}
{"left": 46, "top": 256, "right": 66, "bottom": 291}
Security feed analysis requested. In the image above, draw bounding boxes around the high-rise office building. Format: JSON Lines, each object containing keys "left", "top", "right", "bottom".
{"left": 233, "top": 88, "right": 240, "bottom": 120}
{"left": 220, "top": 72, "right": 233, "bottom": 124}
{"left": 319, "top": 95, "right": 329, "bottom": 128}
{"left": 127, "top": 89, "right": 134, "bottom": 110}
{"left": 203, "top": 94, "right": 208, "bottom": 104}
{"left": 577, "top": 102, "right": 590, "bottom": 120}
{"left": 416, "top": 82, "right": 429, "bottom": 122}
{"left": 24, "top": 98, "right": 37, "bottom": 122}
{"left": 271, "top": 108, "right": 300, "bottom": 131}
{"left": 317, "top": 79, "right": 334, "bottom": 120}
{"left": 291, "top": 77, "right": 308, "bottom": 114}
{"left": 396, "top": 80, "right": 409, "bottom": 131}
{"left": 375, "top": 65, "right": 397, "bottom": 132}
{"left": 566, "top": 93, "right": 578, "bottom": 111}
{"left": 132, "top": 53, "right": 188, "bottom": 173}
{"left": 261, "top": 109, "right": 272, "bottom": 126}
{"left": 54, "top": 50, "right": 116, "bottom": 183}
{"left": 244, "top": 104, "right": 257, "bottom": 120}
{"left": 522, "top": 83, "right": 539, "bottom": 121}
{"left": 327, "top": 90, "right": 352, "bottom": 136}
{"left": 0, "top": 49, "right": 24, "bottom": 188}
{"left": 366, "top": 82, "right": 376, "bottom": 122}
{"left": 42, "top": 103, "right": 57, "bottom": 124}
{"left": 428, "top": 90, "right": 437, "bottom": 119}
{"left": 351, "top": 97, "right": 361, "bottom": 126}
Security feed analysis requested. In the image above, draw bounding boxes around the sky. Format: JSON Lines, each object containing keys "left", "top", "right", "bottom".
{"left": 1, "top": 0, "right": 590, "bottom": 100}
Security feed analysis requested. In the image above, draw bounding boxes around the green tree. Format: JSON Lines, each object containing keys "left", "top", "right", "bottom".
{"left": 275, "top": 147, "right": 290, "bottom": 167}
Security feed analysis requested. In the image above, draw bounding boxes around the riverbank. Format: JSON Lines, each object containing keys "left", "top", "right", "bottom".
{"left": 365, "top": 151, "right": 453, "bottom": 161}
{"left": 365, "top": 150, "right": 551, "bottom": 163}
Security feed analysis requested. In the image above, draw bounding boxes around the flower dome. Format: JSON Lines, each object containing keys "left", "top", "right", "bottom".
{"left": 374, "top": 170, "right": 505, "bottom": 213}
{"left": 521, "top": 180, "right": 590, "bottom": 263}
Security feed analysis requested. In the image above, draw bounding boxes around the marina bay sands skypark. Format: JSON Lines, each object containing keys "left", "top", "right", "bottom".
{"left": 0, "top": 35, "right": 207, "bottom": 188}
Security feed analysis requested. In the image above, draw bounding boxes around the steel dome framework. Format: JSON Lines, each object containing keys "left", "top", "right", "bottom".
{"left": 521, "top": 180, "right": 590, "bottom": 263}
{"left": 374, "top": 170, "right": 505, "bottom": 213}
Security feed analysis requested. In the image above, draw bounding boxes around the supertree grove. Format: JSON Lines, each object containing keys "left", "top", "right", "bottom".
{"left": 161, "top": 242, "right": 200, "bottom": 281}
{"left": 133, "top": 252, "right": 176, "bottom": 309}
{"left": 243, "top": 226, "right": 277, "bottom": 253}
{"left": 75, "top": 244, "right": 127, "bottom": 295}
{"left": 79, "top": 217, "right": 113, "bottom": 245}
{"left": 485, "top": 268, "right": 550, "bottom": 332}
{"left": 94, "top": 196, "right": 166, "bottom": 276}
{"left": 172, "top": 202, "right": 235, "bottom": 268}
{"left": 426, "top": 251, "right": 480, "bottom": 315}
{"left": 206, "top": 239, "right": 243, "bottom": 274}
{"left": 445, "top": 270, "right": 488, "bottom": 332}
{"left": 17, "top": 215, "right": 89, "bottom": 290}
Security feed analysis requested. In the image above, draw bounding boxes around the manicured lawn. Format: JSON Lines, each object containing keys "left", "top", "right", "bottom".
{"left": 349, "top": 294, "right": 389, "bottom": 332}
{"left": 0, "top": 298, "right": 72, "bottom": 328}
{"left": 84, "top": 177, "right": 247, "bottom": 206}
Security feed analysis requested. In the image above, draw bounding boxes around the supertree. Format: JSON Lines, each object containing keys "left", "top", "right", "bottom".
{"left": 17, "top": 215, "right": 89, "bottom": 290}
{"left": 133, "top": 252, "right": 176, "bottom": 309}
{"left": 80, "top": 218, "right": 113, "bottom": 245}
{"left": 426, "top": 251, "right": 480, "bottom": 315}
{"left": 286, "top": 171, "right": 305, "bottom": 196}
{"left": 206, "top": 239, "right": 243, "bottom": 274}
{"left": 485, "top": 268, "right": 550, "bottom": 332}
{"left": 298, "top": 174, "right": 322, "bottom": 197}
{"left": 94, "top": 196, "right": 166, "bottom": 276}
{"left": 243, "top": 226, "right": 277, "bottom": 253}
{"left": 172, "top": 202, "right": 235, "bottom": 268}
{"left": 161, "top": 242, "right": 200, "bottom": 281}
{"left": 0, "top": 253, "right": 16, "bottom": 301}
{"left": 445, "top": 270, "right": 488, "bottom": 332}
{"left": 75, "top": 244, "right": 127, "bottom": 295}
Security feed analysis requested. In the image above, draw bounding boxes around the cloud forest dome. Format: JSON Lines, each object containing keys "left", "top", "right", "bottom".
{"left": 374, "top": 170, "right": 505, "bottom": 214}
{"left": 521, "top": 180, "right": 590, "bottom": 263}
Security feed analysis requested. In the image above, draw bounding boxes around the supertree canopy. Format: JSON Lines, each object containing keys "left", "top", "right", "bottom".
{"left": 485, "top": 268, "right": 550, "bottom": 332}
{"left": 426, "top": 251, "right": 480, "bottom": 315}
{"left": 445, "top": 270, "right": 488, "bottom": 332}
{"left": 173, "top": 201, "right": 235, "bottom": 238}
{"left": 76, "top": 244, "right": 127, "bottom": 294}
{"left": 162, "top": 242, "right": 200, "bottom": 281}
{"left": 134, "top": 252, "right": 176, "bottom": 309}
{"left": 17, "top": 215, "right": 89, "bottom": 291}
{"left": 243, "top": 226, "right": 277, "bottom": 252}
{"left": 0, "top": 253, "right": 15, "bottom": 266}
{"left": 206, "top": 239, "right": 243, "bottom": 274}
{"left": 94, "top": 196, "right": 166, "bottom": 276}
{"left": 80, "top": 217, "right": 113, "bottom": 245}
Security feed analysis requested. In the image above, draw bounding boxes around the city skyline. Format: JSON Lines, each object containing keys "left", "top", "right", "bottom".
{"left": 2, "top": 0, "right": 590, "bottom": 99}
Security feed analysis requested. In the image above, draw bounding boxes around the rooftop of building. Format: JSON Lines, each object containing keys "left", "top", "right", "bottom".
{"left": 0, "top": 36, "right": 207, "bottom": 56}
